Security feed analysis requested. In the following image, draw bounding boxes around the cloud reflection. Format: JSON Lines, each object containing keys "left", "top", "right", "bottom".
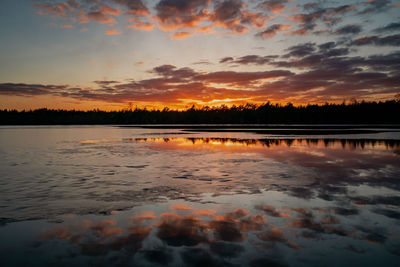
{"left": 35, "top": 201, "right": 400, "bottom": 266}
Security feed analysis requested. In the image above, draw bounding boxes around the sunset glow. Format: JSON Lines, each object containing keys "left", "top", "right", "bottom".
{"left": 0, "top": 0, "right": 399, "bottom": 110}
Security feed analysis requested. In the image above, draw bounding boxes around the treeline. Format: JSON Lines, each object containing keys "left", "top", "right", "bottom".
{"left": 1, "top": 100, "right": 400, "bottom": 124}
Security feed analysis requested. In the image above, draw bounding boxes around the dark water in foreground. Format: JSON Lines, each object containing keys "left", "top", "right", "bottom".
{"left": 0, "top": 126, "right": 400, "bottom": 266}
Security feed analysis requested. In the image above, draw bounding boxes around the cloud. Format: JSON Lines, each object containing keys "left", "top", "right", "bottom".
{"left": 289, "top": 4, "right": 358, "bottom": 35}
{"left": 219, "top": 57, "right": 234, "bottom": 63}
{"left": 171, "top": 31, "right": 192, "bottom": 39}
{"left": 220, "top": 55, "right": 277, "bottom": 65}
{"left": 0, "top": 66, "right": 290, "bottom": 105}
{"left": 105, "top": 29, "right": 122, "bottom": 35}
{"left": 209, "top": 242, "right": 244, "bottom": 258}
{"left": 126, "top": 19, "right": 155, "bottom": 31}
{"left": 34, "top": 0, "right": 271, "bottom": 37}
{"left": 136, "top": 61, "right": 148, "bottom": 66}
{"left": 257, "top": 0, "right": 288, "bottom": 14}
{"left": 333, "top": 24, "right": 362, "bottom": 35}
{"left": 34, "top": 0, "right": 149, "bottom": 29}
{"left": 240, "top": 10, "right": 268, "bottom": 29}
{"left": 256, "top": 205, "right": 291, "bottom": 218}
{"left": 87, "top": 10, "right": 118, "bottom": 25}
{"left": 0, "top": 83, "right": 68, "bottom": 96}
{"left": 154, "top": 0, "right": 210, "bottom": 31}
{"left": 210, "top": 0, "right": 268, "bottom": 33}
{"left": 357, "top": 0, "right": 392, "bottom": 15}
{"left": 60, "top": 24, "right": 74, "bottom": 29}
{"left": 34, "top": 2, "right": 70, "bottom": 17}
{"left": 192, "top": 60, "right": 213, "bottom": 65}
{"left": 212, "top": 0, "right": 243, "bottom": 23}
{"left": 283, "top": 42, "right": 316, "bottom": 58}
{"left": 352, "top": 34, "right": 400, "bottom": 46}
{"left": 31, "top": 0, "right": 398, "bottom": 42}
{"left": 141, "top": 249, "right": 174, "bottom": 265}
{"left": 194, "top": 70, "right": 293, "bottom": 84}
{"left": 112, "top": 0, "right": 149, "bottom": 16}
{"left": 373, "top": 22, "right": 400, "bottom": 33}
{"left": 256, "top": 24, "right": 291, "bottom": 39}
{"left": 2, "top": 40, "right": 399, "bottom": 105}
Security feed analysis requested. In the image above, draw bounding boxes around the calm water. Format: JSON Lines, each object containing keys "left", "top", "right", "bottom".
{"left": 0, "top": 126, "right": 400, "bottom": 266}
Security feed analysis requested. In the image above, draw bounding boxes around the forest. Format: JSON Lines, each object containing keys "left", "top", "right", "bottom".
{"left": 1, "top": 100, "right": 400, "bottom": 125}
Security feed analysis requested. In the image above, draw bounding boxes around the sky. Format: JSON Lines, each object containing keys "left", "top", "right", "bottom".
{"left": 0, "top": 0, "right": 399, "bottom": 110}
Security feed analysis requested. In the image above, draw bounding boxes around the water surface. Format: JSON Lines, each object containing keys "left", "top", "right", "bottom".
{"left": 0, "top": 126, "right": 399, "bottom": 266}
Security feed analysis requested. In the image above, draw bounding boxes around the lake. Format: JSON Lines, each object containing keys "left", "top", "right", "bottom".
{"left": 0, "top": 126, "right": 400, "bottom": 266}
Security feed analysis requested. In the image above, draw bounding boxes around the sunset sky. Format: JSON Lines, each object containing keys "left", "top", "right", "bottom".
{"left": 0, "top": 0, "right": 399, "bottom": 110}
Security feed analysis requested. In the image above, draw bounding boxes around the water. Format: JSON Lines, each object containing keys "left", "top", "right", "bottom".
{"left": 0, "top": 126, "right": 399, "bottom": 266}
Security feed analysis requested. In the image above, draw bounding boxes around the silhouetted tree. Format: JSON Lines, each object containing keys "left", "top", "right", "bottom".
{"left": 0, "top": 99, "right": 399, "bottom": 125}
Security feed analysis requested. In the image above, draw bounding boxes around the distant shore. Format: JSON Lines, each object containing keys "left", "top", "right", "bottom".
{"left": 1, "top": 100, "right": 400, "bottom": 125}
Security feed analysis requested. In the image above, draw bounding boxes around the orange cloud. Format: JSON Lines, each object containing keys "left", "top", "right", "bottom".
{"left": 195, "top": 25, "right": 216, "bottom": 34}
{"left": 258, "top": 0, "right": 288, "bottom": 14}
{"left": 193, "top": 209, "right": 218, "bottom": 217}
{"left": 101, "top": 6, "right": 122, "bottom": 16}
{"left": 126, "top": 20, "right": 154, "bottom": 31}
{"left": 60, "top": 24, "right": 73, "bottom": 29}
{"left": 136, "top": 61, "right": 148, "bottom": 66}
{"left": 171, "top": 31, "right": 192, "bottom": 39}
{"left": 105, "top": 29, "right": 122, "bottom": 35}
{"left": 171, "top": 204, "right": 192, "bottom": 210}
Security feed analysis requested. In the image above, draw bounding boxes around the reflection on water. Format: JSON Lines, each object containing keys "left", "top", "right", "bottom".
{"left": 0, "top": 127, "right": 400, "bottom": 266}
{"left": 1, "top": 195, "right": 400, "bottom": 266}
